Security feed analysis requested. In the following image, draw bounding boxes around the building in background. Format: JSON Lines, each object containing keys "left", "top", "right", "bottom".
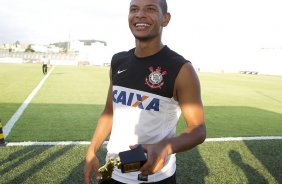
{"left": 69, "top": 39, "right": 108, "bottom": 66}
{"left": 0, "top": 39, "right": 109, "bottom": 66}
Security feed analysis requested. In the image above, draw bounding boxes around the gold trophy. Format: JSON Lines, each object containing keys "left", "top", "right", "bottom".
{"left": 98, "top": 145, "right": 147, "bottom": 182}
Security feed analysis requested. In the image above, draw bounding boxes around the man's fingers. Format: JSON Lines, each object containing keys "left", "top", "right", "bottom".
{"left": 129, "top": 144, "right": 148, "bottom": 152}
{"left": 140, "top": 170, "right": 150, "bottom": 176}
{"left": 129, "top": 144, "right": 138, "bottom": 149}
{"left": 83, "top": 166, "right": 94, "bottom": 184}
{"left": 83, "top": 162, "right": 97, "bottom": 184}
{"left": 83, "top": 172, "right": 93, "bottom": 184}
{"left": 150, "top": 158, "right": 164, "bottom": 173}
{"left": 84, "top": 171, "right": 101, "bottom": 184}
{"left": 95, "top": 173, "right": 102, "bottom": 181}
{"left": 140, "top": 152, "right": 166, "bottom": 175}
{"left": 140, "top": 160, "right": 154, "bottom": 175}
{"left": 141, "top": 144, "right": 148, "bottom": 153}
{"left": 129, "top": 144, "right": 144, "bottom": 150}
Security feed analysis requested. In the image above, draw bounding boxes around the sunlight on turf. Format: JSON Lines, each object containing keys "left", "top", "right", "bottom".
{"left": 1, "top": 64, "right": 282, "bottom": 183}
{"left": 198, "top": 141, "right": 279, "bottom": 184}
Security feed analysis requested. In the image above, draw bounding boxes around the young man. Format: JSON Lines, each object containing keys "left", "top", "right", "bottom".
{"left": 42, "top": 55, "right": 48, "bottom": 75}
{"left": 84, "top": 0, "right": 206, "bottom": 183}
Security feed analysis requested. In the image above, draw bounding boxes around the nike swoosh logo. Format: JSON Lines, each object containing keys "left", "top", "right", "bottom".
{"left": 117, "top": 69, "right": 127, "bottom": 74}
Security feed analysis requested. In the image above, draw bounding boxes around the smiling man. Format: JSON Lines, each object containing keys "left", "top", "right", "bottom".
{"left": 84, "top": 0, "right": 206, "bottom": 183}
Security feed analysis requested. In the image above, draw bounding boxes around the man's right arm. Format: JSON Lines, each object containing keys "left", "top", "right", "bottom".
{"left": 84, "top": 71, "right": 113, "bottom": 184}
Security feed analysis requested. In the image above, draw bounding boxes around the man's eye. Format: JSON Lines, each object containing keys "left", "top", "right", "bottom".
{"left": 147, "top": 7, "right": 157, "bottom": 12}
{"left": 130, "top": 8, "right": 138, "bottom": 13}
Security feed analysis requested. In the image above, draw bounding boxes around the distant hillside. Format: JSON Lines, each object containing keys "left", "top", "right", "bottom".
{"left": 51, "top": 39, "right": 107, "bottom": 49}
{"left": 52, "top": 42, "right": 68, "bottom": 49}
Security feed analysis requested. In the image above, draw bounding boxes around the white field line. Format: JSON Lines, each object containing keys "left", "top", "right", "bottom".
{"left": 205, "top": 136, "right": 282, "bottom": 142}
{"left": 5, "top": 136, "right": 282, "bottom": 147}
{"left": 3, "top": 66, "right": 55, "bottom": 138}
{"left": 6, "top": 141, "right": 92, "bottom": 146}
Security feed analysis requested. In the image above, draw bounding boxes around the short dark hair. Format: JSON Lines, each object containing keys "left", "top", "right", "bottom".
{"left": 159, "top": 0, "right": 168, "bottom": 13}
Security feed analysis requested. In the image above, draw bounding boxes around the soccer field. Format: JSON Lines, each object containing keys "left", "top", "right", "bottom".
{"left": 0, "top": 63, "right": 281, "bottom": 183}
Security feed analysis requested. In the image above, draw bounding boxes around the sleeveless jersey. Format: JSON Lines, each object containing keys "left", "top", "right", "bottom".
{"left": 107, "top": 46, "right": 189, "bottom": 183}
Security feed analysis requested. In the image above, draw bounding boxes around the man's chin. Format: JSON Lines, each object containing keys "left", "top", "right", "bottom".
{"left": 134, "top": 35, "right": 152, "bottom": 42}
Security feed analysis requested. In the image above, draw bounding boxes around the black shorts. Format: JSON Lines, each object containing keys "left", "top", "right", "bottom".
{"left": 98, "top": 172, "right": 176, "bottom": 184}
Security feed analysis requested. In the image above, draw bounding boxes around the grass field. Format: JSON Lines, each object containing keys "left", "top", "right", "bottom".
{"left": 0, "top": 63, "right": 281, "bottom": 183}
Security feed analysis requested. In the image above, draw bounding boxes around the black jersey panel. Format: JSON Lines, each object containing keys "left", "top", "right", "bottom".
{"left": 111, "top": 46, "right": 189, "bottom": 98}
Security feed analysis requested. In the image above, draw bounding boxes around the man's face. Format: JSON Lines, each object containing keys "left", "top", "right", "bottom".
{"left": 128, "top": 0, "right": 169, "bottom": 41}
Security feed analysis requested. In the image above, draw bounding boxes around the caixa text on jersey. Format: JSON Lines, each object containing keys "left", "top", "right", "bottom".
{"left": 112, "top": 90, "right": 159, "bottom": 111}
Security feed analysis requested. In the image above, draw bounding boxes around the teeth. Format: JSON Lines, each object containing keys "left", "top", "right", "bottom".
{"left": 135, "top": 23, "right": 150, "bottom": 27}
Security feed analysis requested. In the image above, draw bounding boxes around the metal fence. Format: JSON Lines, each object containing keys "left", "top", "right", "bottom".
{"left": 0, "top": 51, "right": 79, "bottom": 64}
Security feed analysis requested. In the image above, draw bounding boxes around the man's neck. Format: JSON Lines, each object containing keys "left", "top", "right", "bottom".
{"left": 134, "top": 39, "right": 164, "bottom": 58}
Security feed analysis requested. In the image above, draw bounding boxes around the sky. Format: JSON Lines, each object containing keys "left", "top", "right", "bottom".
{"left": 1, "top": 0, "right": 282, "bottom": 75}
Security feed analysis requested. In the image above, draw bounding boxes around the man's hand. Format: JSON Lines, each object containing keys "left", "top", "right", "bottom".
{"left": 130, "top": 142, "right": 171, "bottom": 176}
{"left": 83, "top": 151, "right": 102, "bottom": 184}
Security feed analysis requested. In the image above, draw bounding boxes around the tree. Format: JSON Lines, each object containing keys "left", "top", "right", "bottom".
{"left": 25, "top": 44, "right": 35, "bottom": 52}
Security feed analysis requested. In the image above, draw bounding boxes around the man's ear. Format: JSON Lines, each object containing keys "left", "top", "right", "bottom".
{"left": 162, "top": 12, "right": 171, "bottom": 27}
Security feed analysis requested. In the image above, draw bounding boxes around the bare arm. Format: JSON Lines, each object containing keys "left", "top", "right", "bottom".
{"left": 139, "top": 63, "right": 206, "bottom": 174}
{"left": 87, "top": 82, "right": 113, "bottom": 153}
{"left": 84, "top": 70, "right": 113, "bottom": 184}
{"left": 167, "top": 62, "right": 206, "bottom": 153}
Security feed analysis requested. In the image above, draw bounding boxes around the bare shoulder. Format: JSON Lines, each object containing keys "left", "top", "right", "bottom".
{"left": 178, "top": 62, "right": 198, "bottom": 79}
{"left": 173, "top": 62, "right": 201, "bottom": 102}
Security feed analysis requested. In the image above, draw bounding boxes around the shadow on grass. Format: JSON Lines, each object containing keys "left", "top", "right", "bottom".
{"left": 176, "top": 147, "right": 208, "bottom": 184}
{"left": 229, "top": 150, "right": 267, "bottom": 183}
{"left": 61, "top": 160, "right": 85, "bottom": 184}
{"left": 2, "top": 103, "right": 282, "bottom": 183}
{"left": 0, "top": 146, "right": 52, "bottom": 176}
{"left": 61, "top": 149, "right": 107, "bottom": 184}
{"left": 244, "top": 140, "right": 282, "bottom": 183}
{"left": 61, "top": 148, "right": 208, "bottom": 184}
{"left": 6, "top": 146, "right": 73, "bottom": 184}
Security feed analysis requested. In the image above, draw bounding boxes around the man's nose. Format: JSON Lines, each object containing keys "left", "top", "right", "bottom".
{"left": 135, "top": 8, "right": 147, "bottom": 18}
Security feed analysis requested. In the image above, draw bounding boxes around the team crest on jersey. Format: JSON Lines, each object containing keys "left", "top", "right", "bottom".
{"left": 145, "top": 66, "right": 168, "bottom": 89}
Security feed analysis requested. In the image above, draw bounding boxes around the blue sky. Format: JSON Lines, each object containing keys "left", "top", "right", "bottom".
{"left": 1, "top": 0, "right": 282, "bottom": 75}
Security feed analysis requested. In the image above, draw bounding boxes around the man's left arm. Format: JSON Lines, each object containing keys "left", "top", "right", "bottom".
{"left": 139, "top": 62, "right": 206, "bottom": 174}
{"left": 167, "top": 62, "right": 206, "bottom": 153}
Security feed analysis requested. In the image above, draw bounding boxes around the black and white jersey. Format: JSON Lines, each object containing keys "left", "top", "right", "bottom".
{"left": 107, "top": 46, "right": 188, "bottom": 183}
